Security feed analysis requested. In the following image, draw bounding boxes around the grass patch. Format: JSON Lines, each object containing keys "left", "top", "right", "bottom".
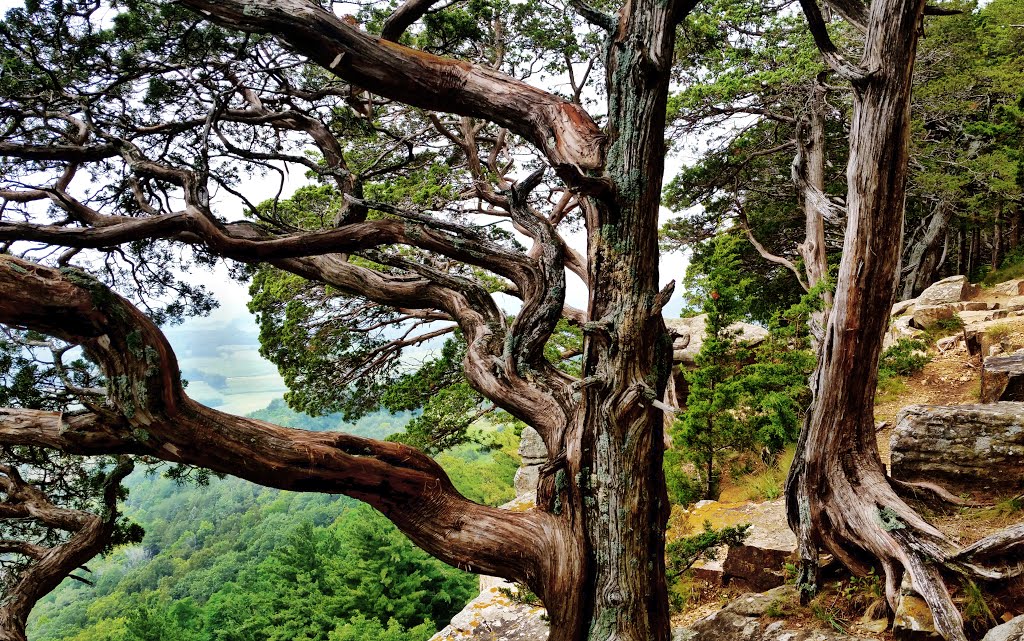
{"left": 742, "top": 446, "right": 796, "bottom": 501}
{"left": 960, "top": 579, "right": 999, "bottom": 637}
{"left": 810, "top": 600, "right": 848, "bottom": 633}
{"left": 923, "top": 313, "right": 966, "bottom": 340}
{"left": 983, "top": 255, "right": 1024, "bottom": 286}
{"left": 984, "top": 322, "right": 1024, "bottom": 352}
{"left": 876, "top": 374, "right": 909, "bottom": 401}
{"left": 986, "top": 322, "right": 1014, "bottom": 342}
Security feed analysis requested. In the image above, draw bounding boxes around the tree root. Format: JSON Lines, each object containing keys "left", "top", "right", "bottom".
{"left": 890, "top": 478, "right": 984, "bottom": 508}
{"left": 790, "top": 461, "right": 1024, "bottom": 641}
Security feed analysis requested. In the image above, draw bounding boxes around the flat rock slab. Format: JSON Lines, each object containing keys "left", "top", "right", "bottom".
{"left": 683, "top": 499, "right": 796, "bottom": 591}
{"left": 982, "top": 353, "right": 1024, "bottom": 402}
{"left": 917, "top": 275, "right": 970, "bottom": 306}
{"left": 891, "top": 403, "right": 1024, "bottom": 495}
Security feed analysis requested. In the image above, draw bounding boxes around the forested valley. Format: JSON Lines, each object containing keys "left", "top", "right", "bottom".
{"left": 24, "top": 402, "right": 520, "bottom": 641}
{"left": 0, "top": 0, "right": 1022, "bottom": 640}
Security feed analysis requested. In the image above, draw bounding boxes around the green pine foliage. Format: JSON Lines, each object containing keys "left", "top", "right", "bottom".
{"left": 666, "top": 521, "right": 751, "bottom": 579}
{"left": 673, "top": 234, "right": 755, "bottom": 500}
{"left": 666, "top": 235, "right": 816, "bottom": 503}
{"left": 661, "top": 0, "right": 1023, "bottom": 300}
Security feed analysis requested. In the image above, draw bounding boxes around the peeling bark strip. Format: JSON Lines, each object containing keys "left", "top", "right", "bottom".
{"left": 0, "top": 256, "right": 563, "bottom": 588}
{"left": 179, "top": 0, "right": 606, "bottom": 179}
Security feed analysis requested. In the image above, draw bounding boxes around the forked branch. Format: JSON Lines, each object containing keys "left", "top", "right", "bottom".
{"left": 178, "top": 0, "right": 607, "bottom": 181}
{"left": 0, "top": 457, "right": 134, "bottom": 641}
{"left": 0, "top": 256, "right": 560, "bottom": 586}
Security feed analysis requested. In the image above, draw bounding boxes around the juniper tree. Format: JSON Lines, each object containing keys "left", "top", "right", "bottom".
{"left": 0, "top": 1, "right": 1022, "bottom": 640}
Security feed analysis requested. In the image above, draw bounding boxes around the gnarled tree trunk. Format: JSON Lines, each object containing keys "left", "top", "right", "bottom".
{"left": 901, "top": 200, "right": 952, "bottom": 299}
{"left": 542, "top": 1, "right": 683, "bottom": 638}
{"left": 785, "top": 2, "right": 999, "bottom": 640}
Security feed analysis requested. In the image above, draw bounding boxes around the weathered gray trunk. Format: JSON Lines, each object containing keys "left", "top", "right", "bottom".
{"left": 546, "top": 1, "right": 680, "bottom": 638}
{"left": 786, "top": 1, "right": 974, "bottom": 640}
{"left": 902, "top": 201, "right": 952, "bottom": 299}
{"left": 796, "top": 79, "right": 835, "bottom": 341}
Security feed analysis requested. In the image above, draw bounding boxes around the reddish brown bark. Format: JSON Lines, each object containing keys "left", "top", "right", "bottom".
{"left": 0, "top": 458, "right": 134, "bottom": 641}
{"left": 0, "top": 256, "right": 562, "bottom": 586}
{"left": 0, "top": 0, "right": 690, "bottom": 634}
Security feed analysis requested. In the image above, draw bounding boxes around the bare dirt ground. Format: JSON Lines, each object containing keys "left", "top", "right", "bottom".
{"left": 874, "top": 346, "right": 982, "bottom": 466}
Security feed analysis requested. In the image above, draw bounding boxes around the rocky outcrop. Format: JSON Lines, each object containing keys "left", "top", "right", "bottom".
{"left": 676, "top": 585, "right": 874, "bottom": 641}
{"left": 991, "top": 280, "right": 1024, "bottom": 297}
{"left": 892, "top": 298, "right": 917, "bottom": 317}
{"left": 885, "top": 315, "right": 926, "bottom": 350}
{"left": 981, "top": 614, "right": 1024, "bottom": 641}
{"left": 911, "top": 305, "right": 955, "bottom": 330}
{"left": 429, "top": 495, "right": 545, "bottom": 641}
{"left": 666, "top": 316, "right": 769, "bottom": 366}
{"left": 429, "top": 578, "right": 548, "bottom": 641}
{"left": 917, "top": 275, "right": 972, "bottom": 306}
{"left": 890, "top": 403, "right": 1024, "bottom": 495}
{"left": 981, "top": 353, "right": 1024, "bottom": 403}
{"left": 683, "top": 498, "right": 796, "bottom": 592}
{"left": 514, "top": 427, "right": 546, "bottom": 495}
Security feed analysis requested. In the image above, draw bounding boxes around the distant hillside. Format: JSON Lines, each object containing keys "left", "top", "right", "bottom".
{"left": 26, "top": 400, "right": 519, "bottom": 641}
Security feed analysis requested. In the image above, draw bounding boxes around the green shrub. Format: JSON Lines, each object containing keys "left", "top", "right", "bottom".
{"left": 934, "top": 314, "right": 965, "bottom": 332}
{"left": 984, "top": 246, "right": 1024, "bottom": 285}
{"left": 667, "top": 521, "right": 750, "bottom": 579}
{"left": 879, "top": 338, "right": 930, "bottom": 378}
{"left": 666, "top": 522, "right": 750, "bottom": 613}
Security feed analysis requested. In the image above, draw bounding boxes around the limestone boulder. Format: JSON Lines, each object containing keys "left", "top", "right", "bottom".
{"left": 518, "top": 426, "right": 546, "bottom": 464}
{"left": 684, "top": 499, "right": 796, "bottom": 591}
{"left": 892, "top": 298, "right": 917, "bottom": 317}
{"left": 1005, "top": 297, "right": 1024, "bottom": 311}
{"left": 515, "top": 426, "right": 547, "bottom": 495}
{"left": 991, "top": 280, "right": 1024, "bottom": 297}
{"left": 666, "top": 315, "right": 769, "bottom": 366}
{"left": 917, "top": 275, "right": 971, "bottom": 306}
{"left": 680, "top": 585, "right": 874, "bottom": 641}
{"left": 513, "top": 466, "right": 540, "bottom": 496}
{"left": 981, "top": 615, "right": 1024, "bottom": 641}
{"left": 981, "top": 353, "right": 1024, "bottom": 403}
{"left": 890, "top": 403, "right": 1024, "bottom": 495}
{"left": 428, "top": 579, "right": 548, "bottom": 641}
{"left": 893, "top": 577, "right": 940, "bottom": 640}
{"left": 911, "top": 304, "right": 955, "bottom": 330}
{"left": 885, "top": 315, "right": 925, "bottom": 350}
